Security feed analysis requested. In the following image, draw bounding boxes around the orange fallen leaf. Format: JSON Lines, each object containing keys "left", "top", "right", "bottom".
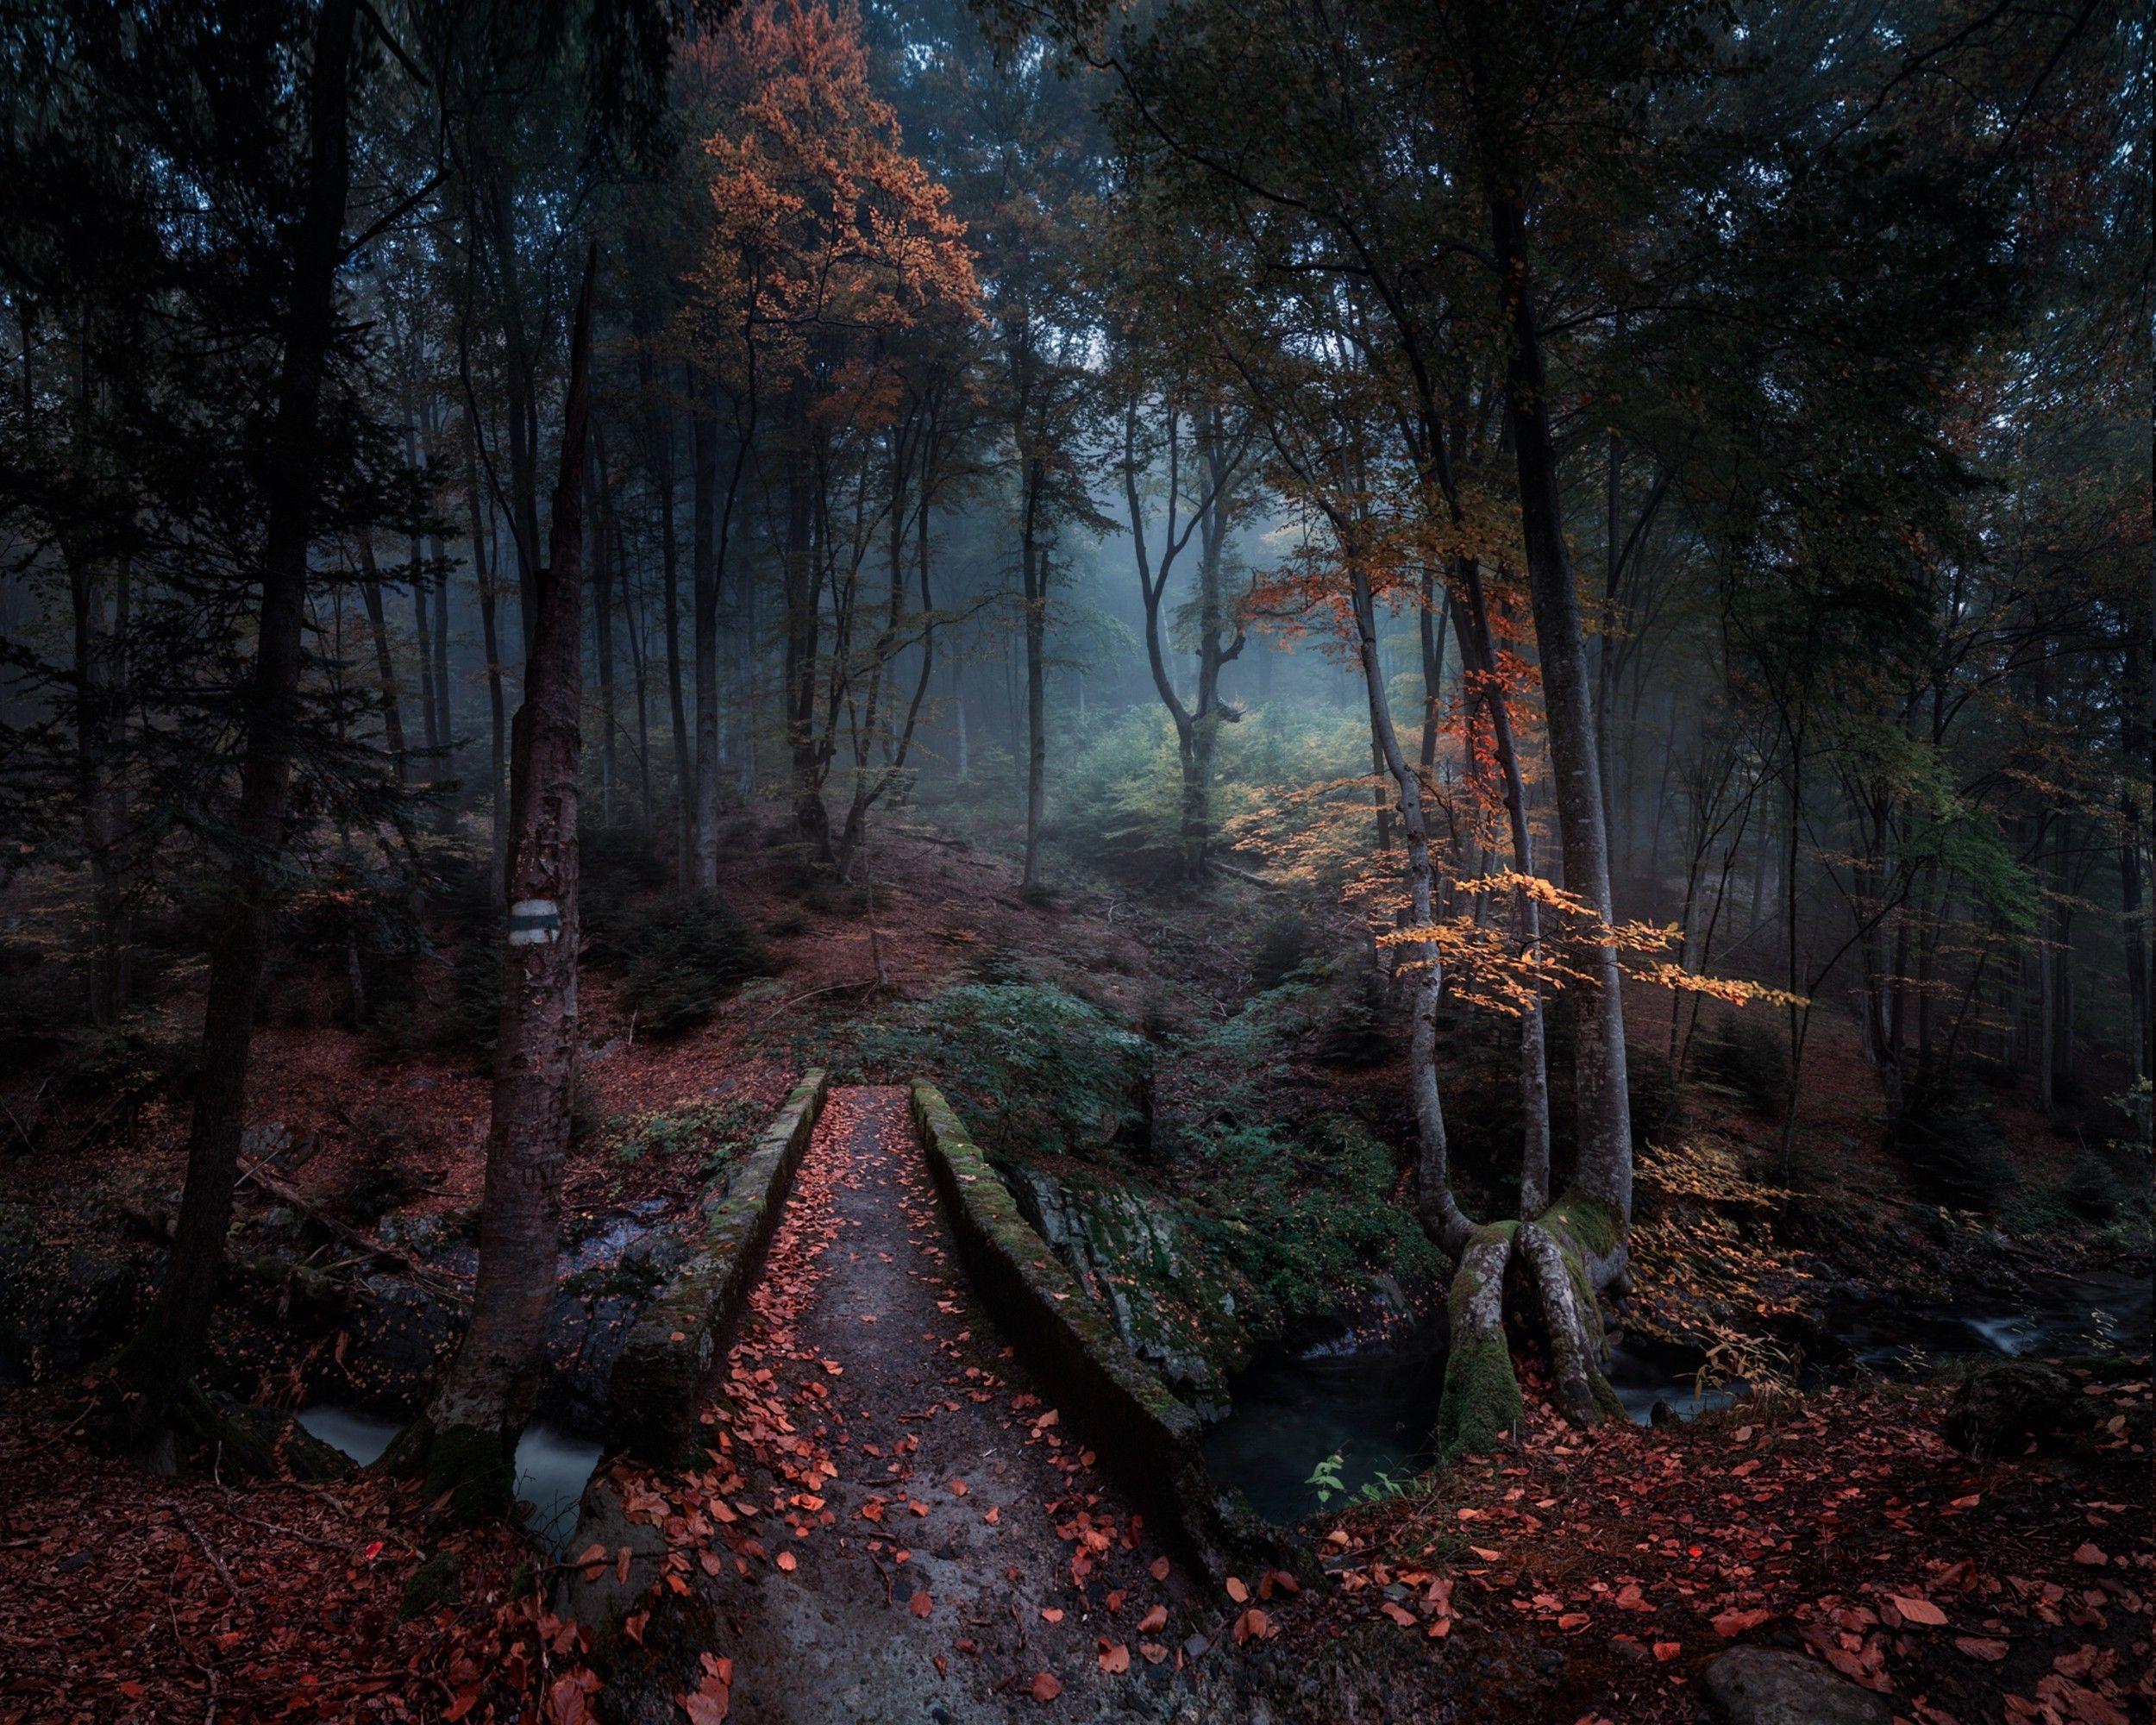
{"left": 774, "top": 1551, "right": 797, "bottom": 1573}
{"left": 1098, "top": 1642, "right": 1130, "bottom": 1674}
{"left": 1030, "top": 1671, "right": 1062, "bottom": 1702}
{"left": 1887, "top": 1593, "right": 1946, "bottom": 1628}
{"left": 1138, "top": 1604, "right": 1168, "bottom": 1634}
{"left": 1225, "top": 1577, "right": 1249, "bottom": 1603}
{"left": 910, "top": 1590, "right": 933, "bottom": 1618}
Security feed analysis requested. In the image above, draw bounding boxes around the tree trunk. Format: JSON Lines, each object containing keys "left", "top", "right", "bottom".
{"left": 635, "top": 332, "right": 693, "bottom": 880}
{"left": 420, "top": 249, "right": 594, "bottom": 1520}
{"left": 1487, "top": 172, "right": 1633, "bottom": 1240}
{"left": 590, "top": 421, "right": 620, "bottom": 827}
{"left": 1020, "top": 453, "right": 1048, "bottom": 889}
{"left": 120, "top": 0, "right": 356, "bottom": 1444}
{"left": 71, "top": 549, "right": 129, "bottom": 1026}
{"left": 1454, "top": 561, "right": 1551, "bottom": 1212}
{"left": 464, "top": 417, "right": 510, "bottom": 900}
{"left": 691, "top": 396, "right": 720, "bottom": 886}
{"left": 1348, "top": 562, "right": 1470, "bottom": 1253}
{"left": 781, "top": 439, "right": 830, "bottom": 862}
{"left": 356, "top": 530, "right": 408, "bottom": 790}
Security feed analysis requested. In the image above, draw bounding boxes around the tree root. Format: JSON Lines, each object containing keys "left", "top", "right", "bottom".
{"left": 1432, "top": 1197, "right": 1624, "bottom": 1458}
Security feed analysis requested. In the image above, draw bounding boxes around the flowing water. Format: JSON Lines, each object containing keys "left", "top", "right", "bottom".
{"left": 1205, "top": 1270, "right": 2150, "bottom": 1526}
{"left": 296, "top": 1404, "right": 602, "bottom": 1558}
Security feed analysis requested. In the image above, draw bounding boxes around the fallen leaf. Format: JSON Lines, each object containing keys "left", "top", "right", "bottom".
{"left": 1099, "top": 1642, "right": 1130, "bottom": 1673}
{"left": 1887, "top": 1594, "right": 1946, "bottom": 1628}
{"left": 1030, "top": 1671, "right": 1062, "bottom": 1702}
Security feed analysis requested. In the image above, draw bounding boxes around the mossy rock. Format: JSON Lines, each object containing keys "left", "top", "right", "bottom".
{"left": 1942, "top": 1360, "right": 2079, "bottom": 1458}
{"left": 400, "top": 1549, "right": 465, "bottom": 1618}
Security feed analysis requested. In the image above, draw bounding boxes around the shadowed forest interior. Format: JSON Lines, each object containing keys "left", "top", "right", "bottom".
{"left": 0, "top": 2, "right": 2148, "bottom": 1722}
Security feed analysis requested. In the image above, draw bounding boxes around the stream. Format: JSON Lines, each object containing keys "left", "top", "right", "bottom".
{"left": 1203, "top": 1270, "right": 2150, "bottom": 1525}
{"left": 296, "top": 1405, "right": 601, "bottom": 1559}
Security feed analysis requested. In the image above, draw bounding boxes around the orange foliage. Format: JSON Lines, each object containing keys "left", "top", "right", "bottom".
{"left": 680, "top": 0, "right": 977, "bottom": 415}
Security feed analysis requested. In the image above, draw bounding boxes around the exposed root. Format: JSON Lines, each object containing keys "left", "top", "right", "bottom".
{"left": 1517, "top": 1220, "right": 1622, "bottom": 1428}
{"left": 1434, "top": 1223, "right": 1524, "bottom": 1457}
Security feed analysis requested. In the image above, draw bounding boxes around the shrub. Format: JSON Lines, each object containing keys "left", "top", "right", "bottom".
{"left": 1249, "top": 911, "right": 1313, "bottom": 991}
{"left": 1314, "top": 960, "right": 1395, "bottom": 1068}
{"left": 607, "top": 1096, "right": 759, "bottom": 1171}
{"left": 850, "top": 982, "right": 1150, "bottom": 1161}
{"left": 1892, "top": 1084, "right": 2015, "bottom": 1211}
{"left": 1185, "top": 1115, "right": 1440, "bottom": 1335}
{"left": 614, "top": 892, "right": 771, "bottom": 1038}
{"left": 579, "top": 823, "right": 668, "bottom": 950}
{"left": 1693, "top": 1009, "right": 1787, "bottom": 1115}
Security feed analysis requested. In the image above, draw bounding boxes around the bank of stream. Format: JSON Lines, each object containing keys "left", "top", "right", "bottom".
{"left": 1203, "top": 1270, "right": 2151, "bottom": 1525}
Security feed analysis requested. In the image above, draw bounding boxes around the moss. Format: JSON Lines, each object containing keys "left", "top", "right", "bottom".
{"left": 1434, "top": 1333, "right": 1525, "bottom": 1458}
{"left": 1542, "top": 1192, "right": 1623, "bottom": 1263}
{"left": 399, "top": 1550, "right": 465, "bottom": 1618}
{"left": 422, "top": 1422, "right": 514, "bottom": 1524}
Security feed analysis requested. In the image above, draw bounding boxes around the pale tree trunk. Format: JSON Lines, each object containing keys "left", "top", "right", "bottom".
{"left": 118, "top": 0, "right": 356, "bottom": 1447}
{"left": 1452, "top": 561, "right": 1551, "bottom": 1210}
{"left": 419, "top": 250, "right": 594, "bottom": 1519}
{"left": 1345, "top": 562, "right": 1470, "bottom": 1253}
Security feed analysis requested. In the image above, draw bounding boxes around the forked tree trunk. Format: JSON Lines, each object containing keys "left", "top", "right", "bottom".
{"left": 116, "top": 0, "right": 356, "bottom": 1450}
{"left": 417, "top": 248, "right": 595, "bottom": 1520}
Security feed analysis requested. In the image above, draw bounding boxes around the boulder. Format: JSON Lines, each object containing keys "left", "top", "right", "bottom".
{"left": 1702, "top": 1647, "right": 1891, "bottom": 1725}
{"left": 1012, "top": 1165, "right": 1246, "bottom": 1417}
{"left": 1943, "top": 1359, "right": 2077, "bottom": 1458}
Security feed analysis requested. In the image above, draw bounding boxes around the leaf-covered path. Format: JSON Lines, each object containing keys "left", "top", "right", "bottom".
{"left": 670, "top": 1085, "right": 1195, "bottom": 1722}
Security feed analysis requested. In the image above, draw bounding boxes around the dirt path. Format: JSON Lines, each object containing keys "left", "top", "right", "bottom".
{"left": 686, "top": 1086, "right": 1200, "bottom": 1723}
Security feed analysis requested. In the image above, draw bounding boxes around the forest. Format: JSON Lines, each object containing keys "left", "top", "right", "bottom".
{"left": 0, "top": 1, "right": 2147, "bottom": 1722}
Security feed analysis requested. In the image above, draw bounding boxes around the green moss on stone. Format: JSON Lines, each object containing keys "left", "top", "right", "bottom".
{"left": 1542, "top": 1193, "right": 1622, "bottom": 1262}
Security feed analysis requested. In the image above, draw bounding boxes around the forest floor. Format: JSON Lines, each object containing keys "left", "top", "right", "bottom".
{"left": 0, "top": 812, "right": 2147, "bottom": 1722}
